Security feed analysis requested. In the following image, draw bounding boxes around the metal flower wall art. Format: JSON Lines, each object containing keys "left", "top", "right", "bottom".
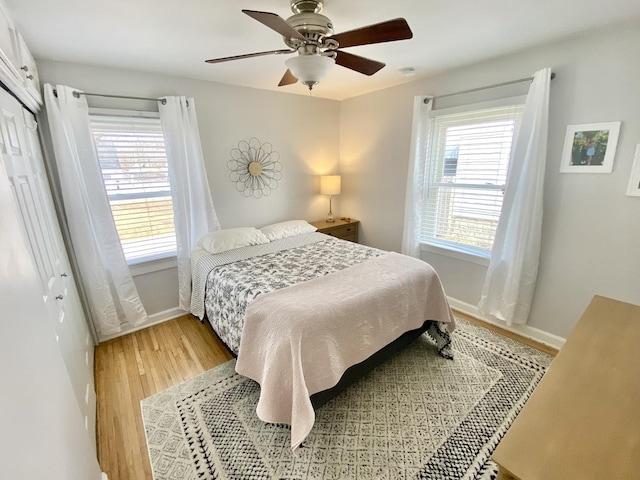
{"left": 227, "top": 138, "right": 283, "bottom": 198}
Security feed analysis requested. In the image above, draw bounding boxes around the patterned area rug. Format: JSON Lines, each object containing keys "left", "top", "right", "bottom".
{"left": 141, "top": 319, "right": 552, "bottom": 479}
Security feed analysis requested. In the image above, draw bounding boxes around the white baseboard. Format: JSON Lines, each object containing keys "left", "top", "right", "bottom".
{"left": 448, "top": 297, "right": 566, "bottom": 351}
{"left": 99, "top": 306, "right": 187, "bottom": 342}
{"left": 102, "top": 473, "right": 109, "bottom": 480}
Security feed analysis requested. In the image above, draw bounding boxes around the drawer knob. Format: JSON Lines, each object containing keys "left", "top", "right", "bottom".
{"left": 26, "top": 74, "right": 34, "bottom": 80}
{"left": 21, "top": 65, "right": 29, "bottom": 72}
{"left": 56, "top": 295, "right": 64, "bottom": 300}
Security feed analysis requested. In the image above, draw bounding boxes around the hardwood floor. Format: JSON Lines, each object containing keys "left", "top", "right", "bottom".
{"left": 453, "top": 310, "right": 559, "bottom": 356}
{"left": 94, "top": 312, "right": 556, "bottom": 480}
{"left": 94, "top": 315, "right": 232, "bottom": 480}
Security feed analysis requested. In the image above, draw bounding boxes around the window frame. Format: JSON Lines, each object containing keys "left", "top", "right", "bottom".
{"left": 419, "top": 96, "right": 526, "bottom": 262}
{"left": 89, "top": 107, "right": 177, "bottom": 271}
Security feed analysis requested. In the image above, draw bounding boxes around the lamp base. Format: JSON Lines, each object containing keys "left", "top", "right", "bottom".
{"left": 326, "top": 195, "right": 335, "bottom": 222}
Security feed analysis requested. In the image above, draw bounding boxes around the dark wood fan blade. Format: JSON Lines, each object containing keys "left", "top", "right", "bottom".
{"left": 205, "top": 49, "right": 294, "bottom": 64}
{"left": 335, "top": 50, "right": 385, "bottom": 76}
{"left": 242, "top": 10, "right": 305, "bottom": 41}
{"left": 278, "top": 69, "right": 298, "bottom": 86}
{"left": 330, "top": 18, "right": 412, "bottom": 49}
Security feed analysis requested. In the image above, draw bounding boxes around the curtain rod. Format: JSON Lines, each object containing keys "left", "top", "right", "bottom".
{"left": 52, "top": 88, "right": 167, "bottom": 105}
{"left": 425, "top": 72, "right": 556, "bottom": 104}
{"left": 72, "top": 91, "right": 167, "bottom": 105}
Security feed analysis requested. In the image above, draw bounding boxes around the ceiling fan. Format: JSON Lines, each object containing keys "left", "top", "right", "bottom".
{"left": 205, "top": 0, "right": 413, "bottom": 90}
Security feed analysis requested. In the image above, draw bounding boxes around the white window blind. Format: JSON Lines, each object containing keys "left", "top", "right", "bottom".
{"left": 422, "top": 103, "right": 525, "bottom": 256}
{"left": 90, "top": 114, "right": 176, "bottom": 264}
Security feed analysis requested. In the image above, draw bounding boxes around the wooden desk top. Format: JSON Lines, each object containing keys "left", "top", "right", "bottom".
{"left": 492, "top": 295, "right": 640, "bottom": 480}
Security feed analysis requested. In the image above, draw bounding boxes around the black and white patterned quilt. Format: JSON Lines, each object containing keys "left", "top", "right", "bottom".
{"left": 204, "top": 237, "right": 383, "bottom": 354}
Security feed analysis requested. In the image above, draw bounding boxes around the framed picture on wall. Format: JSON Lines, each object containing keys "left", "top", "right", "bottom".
{"left": 626, "top": 145, "right": 640, "bottom": 197}
{"left": 559, "top": 121, "right": 621, "bottom": 173}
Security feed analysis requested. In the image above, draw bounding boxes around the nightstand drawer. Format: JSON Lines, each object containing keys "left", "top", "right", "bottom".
{"left": 326, "top": 224, "right": 356, "bottom": 239}
{"left": 339, "top": 233, "right": 357, "bottom": 243}
{"left": 310, "top": 218, "right": 360, "bottom": 243}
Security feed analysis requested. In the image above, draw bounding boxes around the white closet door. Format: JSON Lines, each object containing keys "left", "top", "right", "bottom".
{"left": 0, "top": 118, "right": 103, "bottom": 480}
{"left": 0, "top": 89, "right": 96, "bottom": 448}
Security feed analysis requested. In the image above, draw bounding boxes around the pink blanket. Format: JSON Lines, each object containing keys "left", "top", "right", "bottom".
{"left": 234, "top": 252, "right": 455, "bottom": 449}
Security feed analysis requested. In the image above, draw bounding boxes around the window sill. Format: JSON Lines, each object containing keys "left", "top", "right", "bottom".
{"left": 129, "top": 256, "right": 177, "bottom": 276}
{"left": 420, "top": 243, "right": 490, "bottom": 267}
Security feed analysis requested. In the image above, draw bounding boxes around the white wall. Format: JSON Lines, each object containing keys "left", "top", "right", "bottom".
{"left": 37, "top": 61, "right": 341, "bottom": 323}
{"left": 340, "top": 21, "right": 640, "bottom": 339}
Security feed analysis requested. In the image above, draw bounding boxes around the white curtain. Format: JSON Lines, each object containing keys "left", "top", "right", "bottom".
{"left": 401, "top": 96, "right": 433, "bottom": 258}
{"left": 43, "top": 84, "right": 148, "bottom": 337}
{"left": 159, "top": 97, "right": 220, "bottom": 311}
{"left": 478, "top": 68, "right": 552, "bottom": 325}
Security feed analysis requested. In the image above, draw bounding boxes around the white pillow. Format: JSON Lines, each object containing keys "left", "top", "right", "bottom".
{"left": 197, "top": 228, "right": 269, "bottom": 254}
{"left": 260, "top": 220, "right": 317, "bottom": 241}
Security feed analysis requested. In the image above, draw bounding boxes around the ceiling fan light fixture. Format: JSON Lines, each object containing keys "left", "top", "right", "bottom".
{"left": 285, "top": 54, "right": 335, "bottom": 89}
{"left": 206, "top": 5, "right": 414, "bottom": 91}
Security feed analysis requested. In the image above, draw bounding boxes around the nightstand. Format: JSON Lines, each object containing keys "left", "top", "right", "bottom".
{"left": 310, "top": 218, "right": 359, "bottom": 243}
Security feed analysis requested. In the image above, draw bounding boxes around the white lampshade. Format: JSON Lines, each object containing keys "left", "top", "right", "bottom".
{"left": 320, "top": 175, "right": 341, "bottom": 195}
{"left": 286, "top": 54, "right": 335, "bottom": 89}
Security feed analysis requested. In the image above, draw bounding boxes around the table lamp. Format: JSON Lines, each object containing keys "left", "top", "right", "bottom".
{"left": 320, "top": 175, "right": 341, "bottom": 223}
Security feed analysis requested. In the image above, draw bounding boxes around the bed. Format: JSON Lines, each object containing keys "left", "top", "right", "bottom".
{"left": 190, "top": 229, "right": 455, "bottom": 448}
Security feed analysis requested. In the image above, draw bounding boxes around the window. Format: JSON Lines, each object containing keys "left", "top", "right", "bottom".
{"left": 90, "top": 112, "right": 176, "bottom": 264}
{"left": 422, "top": 101, "right": 525, "bottom": 257}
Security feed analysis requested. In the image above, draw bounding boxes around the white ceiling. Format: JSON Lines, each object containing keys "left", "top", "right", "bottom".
{"left": 5, "top": 0, "right": 640, "bottom": 101}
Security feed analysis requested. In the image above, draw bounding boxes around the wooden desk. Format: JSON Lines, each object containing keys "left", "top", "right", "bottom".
{"left": 492, "top": 295, "right": 640, "bottom": 480}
